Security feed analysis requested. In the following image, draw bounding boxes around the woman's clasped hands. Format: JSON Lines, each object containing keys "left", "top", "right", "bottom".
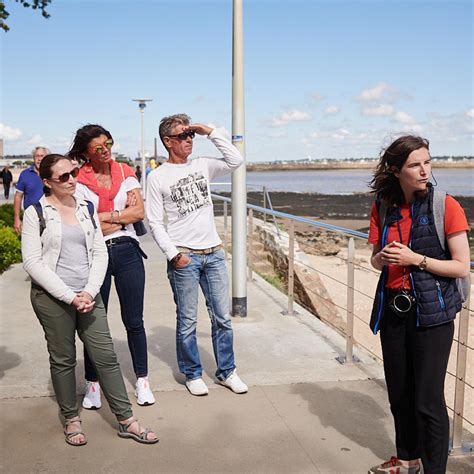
{"left": 72, "top": 291, "right": 95, "bottom": 313}
{"left": 379, "top": 241, "right": 420, "bottom": 267}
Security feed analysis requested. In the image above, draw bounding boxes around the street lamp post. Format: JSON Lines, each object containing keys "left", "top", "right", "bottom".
{"left": 132, "top": 98, "right": 153, "bottom": 196}
{"left": 231, "top": 0, "right": 247, "bottom": 317}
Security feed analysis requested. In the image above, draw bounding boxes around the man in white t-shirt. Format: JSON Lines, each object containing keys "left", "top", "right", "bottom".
{"left": 146, "top": 113, "right": 248, "bottom": 396}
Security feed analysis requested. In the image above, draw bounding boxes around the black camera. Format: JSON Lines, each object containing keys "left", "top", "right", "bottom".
{"left": 389, "top": 290, "right": 416, "bottom": 314}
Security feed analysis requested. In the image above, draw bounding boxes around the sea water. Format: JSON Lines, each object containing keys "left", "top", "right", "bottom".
{"left": 212, "top": 168, "right": 474, "bottom": 196}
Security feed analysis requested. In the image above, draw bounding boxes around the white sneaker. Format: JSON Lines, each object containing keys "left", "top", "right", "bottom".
{"left": 185, "top": 377, "right": 209, "bottom": 396}
{"left": 82, "top": 381, "right": 102, "bottom": 409}
{"left": 220, "top": 370, "right": 248, "bottom": 394}
{"left": 135, "top": 377, "right": 155, "bottom": 406}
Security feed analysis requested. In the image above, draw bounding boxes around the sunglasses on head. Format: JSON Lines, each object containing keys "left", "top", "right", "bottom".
{"left": 92, "top": 139, "right": 114, "bottom": 154}
{"left": 166, "top": 131, "right": 195, "bottom": 141}
{"left": 49, "top": 167, "right": 80, "bottom": 183}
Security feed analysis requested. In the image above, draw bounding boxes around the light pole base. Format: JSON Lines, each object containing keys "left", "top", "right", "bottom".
{"left": 232, "top": 297, "right": 247, "bottom": 317}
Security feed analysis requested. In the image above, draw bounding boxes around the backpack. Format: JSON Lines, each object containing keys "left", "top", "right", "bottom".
{"left": 33, "top": 200, "right": 97, "bottom": 236}
{"left": 377, "top": 191, "right": 471, "bottom": 303}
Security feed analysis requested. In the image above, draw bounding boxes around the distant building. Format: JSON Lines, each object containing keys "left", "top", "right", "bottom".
{"left": 0, "top": 139, "right": 3, "bottom": 158}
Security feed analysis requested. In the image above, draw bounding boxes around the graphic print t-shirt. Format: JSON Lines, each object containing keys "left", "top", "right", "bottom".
{"left": 170, "top": 171, "right": 211, "bottom": 219}
{"left": 146, "top": 130, "right": 243, "bottom": 260}
{"left": 146, "top": 158, "right": 224, "bottom": 258}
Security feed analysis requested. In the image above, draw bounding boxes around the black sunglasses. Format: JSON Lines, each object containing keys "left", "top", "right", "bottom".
{"left": 166, "top": 131, "right": 195, "bottom": 141}
{"left": 49, "top": 167, "right": 80, "bottom": 183}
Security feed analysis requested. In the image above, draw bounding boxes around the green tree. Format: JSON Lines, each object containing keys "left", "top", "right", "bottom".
{"left": 1, "top": 0, "right": 51, "bottom": 32}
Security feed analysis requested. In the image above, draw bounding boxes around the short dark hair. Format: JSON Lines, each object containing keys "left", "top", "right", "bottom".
{"left": 68, "top": 124, "right": 113, "bottom": 161}
{"left": 39, "top": 154, "right": 73, "bottom": 196}
{"left": 158, "top": 113, "right": 191, "bottom": 149}
{"left": 370, "top": 135, "right": 430, "bottom": 206}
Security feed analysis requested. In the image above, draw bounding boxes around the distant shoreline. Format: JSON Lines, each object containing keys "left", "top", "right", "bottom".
{"left": 247, "top": 160, "right": 474, "bottom": 172}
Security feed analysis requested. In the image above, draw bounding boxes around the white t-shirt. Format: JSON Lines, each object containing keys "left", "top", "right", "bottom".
{"left": 75, "top": 175, "right": 141, "bottom": 242}
{"left": 146, "top": 130, "right": 243, "bottom": 260}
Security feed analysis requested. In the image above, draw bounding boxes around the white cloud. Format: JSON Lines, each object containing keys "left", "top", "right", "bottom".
{"left": 332, "top": 128, "right": 351, "bottom": 140}
{"left": 324, "top": 105, "right": 340, "bottom": 115}
{"left": 357, "top": 81, "right": 394, "bottom": 102}
{"left": 362, "top": 104, "right": 395, "bottom": 116}
{"left": 309, "top": 92, "right": 325, "bottom": 101}
{"left": 0, "top": 123, "right": 22, "bottom": 141}
{"left": 270, "top": 110, "right": 312, "bottom": 127}
{"left": 208, "top": 122, "right": 230, "bottom": 138}
{"left": 393, "top": 111, "right": 417, "bottom": 125}
{"left": 466, "top": 108, "right": 474, "bottom": 119}
{"left": 27, "top": 134, "right": 43, "bottom": 145}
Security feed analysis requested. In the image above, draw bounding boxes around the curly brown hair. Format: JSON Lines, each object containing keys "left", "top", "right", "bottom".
{"left": 370, "top": 135, "right": 430, "bottom": 206}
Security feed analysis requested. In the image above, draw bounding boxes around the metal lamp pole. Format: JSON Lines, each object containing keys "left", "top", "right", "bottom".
{"left": 231, "top": 0, "right": 247, "bottom": 317}
{"left": 132, "top": 98, "right": 152, "bottom": 196}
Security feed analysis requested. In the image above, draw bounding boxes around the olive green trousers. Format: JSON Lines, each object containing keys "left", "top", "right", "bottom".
{"left": 31, "top": 285, "right": 133, "bottom": 421}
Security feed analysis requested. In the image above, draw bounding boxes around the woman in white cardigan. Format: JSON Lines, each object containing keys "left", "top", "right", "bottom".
{"left": 22, "top": 154, "right": 158, "bottom": 446}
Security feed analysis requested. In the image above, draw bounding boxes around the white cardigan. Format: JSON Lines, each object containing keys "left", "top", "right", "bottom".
{"left": 21, "top": 196, "right": 108, "bottom": 304}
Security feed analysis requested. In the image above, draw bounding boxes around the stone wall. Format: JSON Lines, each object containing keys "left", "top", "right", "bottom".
{"left": 252, "top": 218, "right": 346, "bottom": 333}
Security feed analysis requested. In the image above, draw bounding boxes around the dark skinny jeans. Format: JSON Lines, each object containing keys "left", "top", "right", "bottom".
{"left": 380, "top": 299, "right": 454, "bottom": 474}
{"left": 84, "top": 238, "right": 148, "bottom": 381}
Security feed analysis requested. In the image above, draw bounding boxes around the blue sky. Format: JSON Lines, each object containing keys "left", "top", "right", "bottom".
{"left": 1, "top": 0, "right": 472, "bottom": 161}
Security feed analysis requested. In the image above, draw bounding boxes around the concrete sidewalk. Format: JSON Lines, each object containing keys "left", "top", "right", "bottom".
{"left": 0, "top": 234, "right": 472, "bottom": 473}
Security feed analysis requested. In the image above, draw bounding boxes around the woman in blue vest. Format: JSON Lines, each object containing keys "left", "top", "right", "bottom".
{"left": 367, "top": 136, "right": 470, "bottom": 474}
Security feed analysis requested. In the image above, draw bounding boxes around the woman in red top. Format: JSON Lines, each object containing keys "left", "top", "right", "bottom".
{"left": 367, "top": 136, "right": 470, "bottom": 474}
{"left": 69, "top": 125, "right": 155, "bottom": 410}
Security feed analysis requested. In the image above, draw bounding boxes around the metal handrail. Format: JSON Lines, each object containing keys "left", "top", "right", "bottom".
{"left": 211, "top": 193, "right": 368, "bottom": 240}
{"left": 262, "top": 186, "right": 281, "bottom": 238}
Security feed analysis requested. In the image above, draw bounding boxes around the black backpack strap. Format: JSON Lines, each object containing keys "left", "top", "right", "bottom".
{"left": 33, "top": 201, "right": 46, "bottom": 236}
{"left": 376, "top": 197, "right": 387, "bottom": 233}
{"left": 84, "top": 200, "right": 97, "bottom": 230}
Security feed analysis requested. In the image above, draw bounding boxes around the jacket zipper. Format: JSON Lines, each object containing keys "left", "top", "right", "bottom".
{"left": 408, "top": 202, "right": 420, "bottom": 326}
{"left": 436, "top": 280, "right": 446, "bottom": 310}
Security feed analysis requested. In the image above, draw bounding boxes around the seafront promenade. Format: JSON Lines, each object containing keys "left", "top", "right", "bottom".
{"left": 1, "top": 231, "right": 473, "bottom": 473}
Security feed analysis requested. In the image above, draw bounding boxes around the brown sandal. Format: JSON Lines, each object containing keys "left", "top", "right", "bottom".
{"left": 117, "top": 419, "right": 158, "bottom": 445}
{"left": 64, "top": 418, "right": 87, "bottom": 446}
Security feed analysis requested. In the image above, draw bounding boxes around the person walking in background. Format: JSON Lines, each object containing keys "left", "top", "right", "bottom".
{"left": 1, "top": 165, "right": 13, "bottom": 199}
{"left": 13, "top": 146, "right": 50, "bottom": 234}
{"left": 135, "top": 164, "right": 142, "bottom": 184}
{"left": 146, "top": 113, "right": 248, "bottom": 396}
{"left": 69, "top": 124, "right": 155, "bottom": 409}
{"left": 21, "top": 154, "right": 158, "bottom": 446}
{"left": 367, "top": 136, "right": 470, "bottom": 474}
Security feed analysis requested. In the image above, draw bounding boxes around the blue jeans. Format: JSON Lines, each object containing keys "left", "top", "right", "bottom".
{"left": 167, "top": 249, "right": 235, "bottom": 381}
{"left": 84, "top": 238, "right": 148, "bottom": 380}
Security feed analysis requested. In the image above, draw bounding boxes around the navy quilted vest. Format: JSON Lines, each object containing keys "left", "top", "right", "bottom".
{"left": 370, "top": 187, "right": 461, "bottom": 333}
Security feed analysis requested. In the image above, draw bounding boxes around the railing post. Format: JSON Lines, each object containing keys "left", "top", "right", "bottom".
{"left": 263, "top": 186, "right": 267, "bottom": 224}
{"left": 287, "top": 220, "right": 295, "bottom": 316}
{"left": 450, "top": 292, "right": 471, "bottom": 454}
{"left": 247, "top": 208, "right": 253, "bottom": 281}
{"left": 223, "top": 201, "right": 228, "bottom": 260}
{"left": 345, "top": 238, "right": 355, "bottom": 363}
